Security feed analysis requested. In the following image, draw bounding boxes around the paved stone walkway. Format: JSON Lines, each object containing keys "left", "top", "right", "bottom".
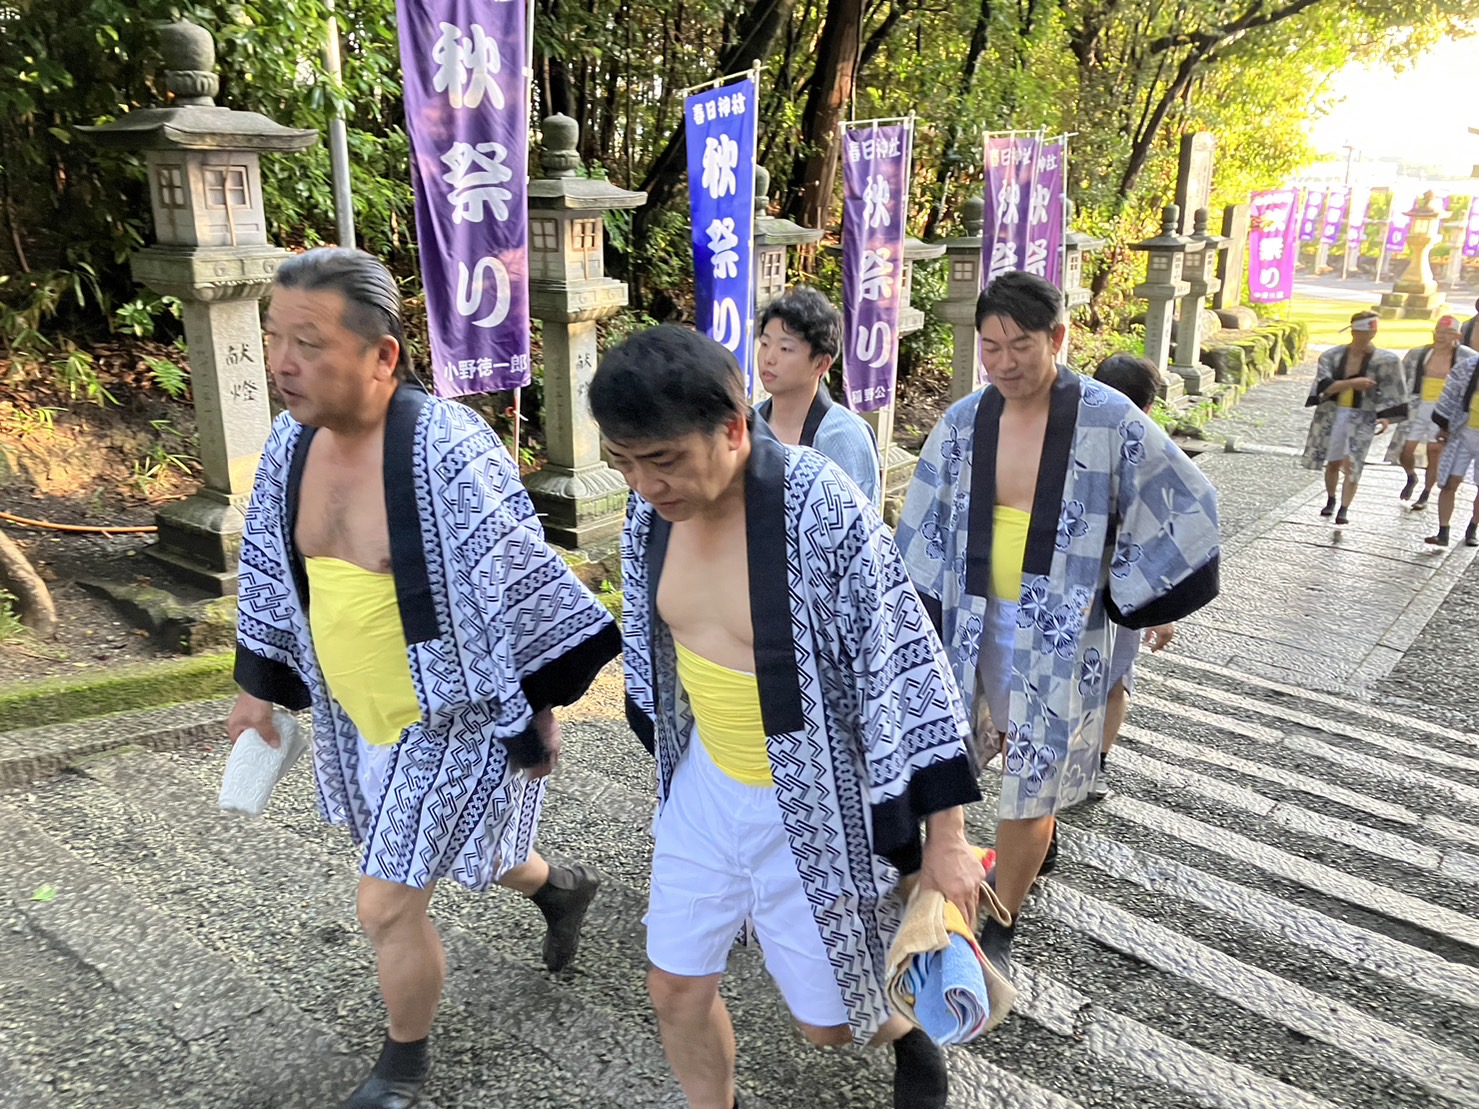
{"left": 1, "top": 368, "right": 1476, "bottom": 1107}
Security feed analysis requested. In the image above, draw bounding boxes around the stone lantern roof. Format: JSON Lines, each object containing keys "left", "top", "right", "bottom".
{"left": 1064, "top": 201, "right": 1106, "bottom": 254}
{"left": 946, "top": 195, "right": 986, "bottom": 252}
{"left": 1131, "top": 205, "right": 1192, "bottom": 254}
{"left": 79, "top": 20, "right": 317, "bottom": 153}
{"left": 527, "top": 115, "right": 646, "bottom": 211}
{"left": 753, "top": 168, "right": 822, "bottom": 247}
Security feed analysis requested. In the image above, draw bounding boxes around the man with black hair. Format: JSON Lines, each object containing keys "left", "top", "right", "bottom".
{"left": 593, "top": 323, "right": 983, "bottom": 1109}
{"left": 755, "top": 285, "right": 881, "bottom": 501}
{"left": 1301, "top": 309, "right": 1406, "bottom": 525}
{"left": 896, "top": 271, "right": 1220, "bottom": 984}
{"left": 229, "top": 247, "right": 621, "bottom": 1108}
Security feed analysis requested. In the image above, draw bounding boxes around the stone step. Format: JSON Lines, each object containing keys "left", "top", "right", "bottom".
{"left": 50, "top": 749, "right": 668, "bottom": 1109}
{"left": 0, "top": 696, "right": 232, "bottom": 788}
{"left": 0, "top": 802, "right": 367, "bottom": 1109}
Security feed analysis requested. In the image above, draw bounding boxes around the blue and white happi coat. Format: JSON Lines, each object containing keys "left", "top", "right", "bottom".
{"left": 1302, "top": 344, "right": 1406, "bottom": 482}
{"left": 758, "top": 386, "right": 882, "bottom": 503}
{"left": 1433, "top": 351, "right": 1479, "bottom": 484}
{"left": 621, "top": 420, "right": 980, "bottom": 1043}
{"left": 236, "top": 384, "right": 620, "bottom": 891}
{"left": 896, "top": 367, "right": 1221, "bottom": 820}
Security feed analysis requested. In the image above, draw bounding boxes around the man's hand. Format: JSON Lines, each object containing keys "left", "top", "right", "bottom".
{"left": 921, "top": 808, "right": 982, "bottom": 925}
{"left": 525, "top": 707, "right": 562, "bottom": 780}
{"left": 1143, "top": 623, "right": 1175, "bottom": 653}
{"left": 1348, "top": 376, "right": 1375, "bottom": 391}
{"left": 1376, "top": 419, "right": 1391, "bottom": 435}
{"left": 227, "top": 692, "right": 280, "bottom": 748}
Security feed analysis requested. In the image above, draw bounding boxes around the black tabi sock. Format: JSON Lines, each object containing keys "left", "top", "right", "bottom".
{"left": 1437, "top": 526, "right": 1452, "bottom": 542}
{"left": 372, "top": 1035, "right": 430, "bottom": 1084}
{"left": 530, "top": 865, "right": 579, "bottom": 918}
{"left": 892, "top": 1028, "right": 948, "bottom": 1107}
{"left": 1099, "top": 750, "right": 1109, "bottom": 771}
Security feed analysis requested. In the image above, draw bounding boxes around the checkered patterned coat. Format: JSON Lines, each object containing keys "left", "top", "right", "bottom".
{"left": 896, "top": 367, "right": 1220, "bottom": 821}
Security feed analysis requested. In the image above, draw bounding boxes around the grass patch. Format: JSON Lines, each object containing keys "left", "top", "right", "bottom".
{"left": 0, "top": 589, "right": 24, "bottom": 642}
{"left": 0, "top": 653, "right": 235, "bottom": 733}
{"left": 1292, "top": 294, "right": 1451, "bottom": 350}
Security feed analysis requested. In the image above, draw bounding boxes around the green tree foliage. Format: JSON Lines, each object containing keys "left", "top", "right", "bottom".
{"left": 1, "top": 0, "right": 1476, "bottom": 355}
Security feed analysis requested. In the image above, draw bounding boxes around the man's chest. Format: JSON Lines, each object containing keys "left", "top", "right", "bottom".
{"left": 655, "top": 524, "right": 752, "bottom": 641}
{"left": 295, "top": 449, "right": 392, "bottom": 572}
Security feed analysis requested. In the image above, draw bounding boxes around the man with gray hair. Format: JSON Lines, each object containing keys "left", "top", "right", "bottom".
{"left": 228, "top": 247, "right": 620, "bottom": 1108}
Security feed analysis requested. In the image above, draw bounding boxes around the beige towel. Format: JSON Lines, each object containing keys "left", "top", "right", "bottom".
{"left": 885, "top": 880, "right": 1018, "bottom": 1034}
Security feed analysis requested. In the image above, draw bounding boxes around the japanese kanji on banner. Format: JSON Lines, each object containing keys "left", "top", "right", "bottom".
{"left": 397, "top": 0, "right": 530, "bottom": 398}
{"left": 1386, "top": 195, "right": 1414, "bottom": 254}
{"left": 840, "top": 120, "right": 912, "bottom": 413}
{"left": 1320, "top": 187, "right": 1349, "bottom": 246}
{"left": 1297, "top": 188, "right": 1325, "bottom": 243}
{"left": 1463, "top": 197, "right": 1479, "bottom": 259}
{"left": 982, "top": 132, "right": 1042, "bottom": 287}
{"left": 1023, "top": 136, "right": 1066, "bottom": 286}
{"left": 1247, "top": 188, "right": 1299, "bottom": 304}
{"left": 686, "top": 78, "right": 758, "bottom": 390}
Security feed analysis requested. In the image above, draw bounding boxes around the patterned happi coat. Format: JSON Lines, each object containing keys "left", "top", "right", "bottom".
{"left": 1383, "top": 344, "right": 1474, "bottom": 463}
{"left": 621, "top": 419, "right": 981, "bottom": 1043}
{"left": 236, "top": 383, "right": 620, "bottom": 890}
{"left": 896, "top": 367, "right": 1221, "bottom": 820}
{"left": 1433, "top": 351, "right": 1479, "bottom": 483}
{"left": 1302, "top": 344, "right": 1406, "bottom": 481}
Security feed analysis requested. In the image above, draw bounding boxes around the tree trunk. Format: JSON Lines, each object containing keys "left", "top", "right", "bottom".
{"left": 783, "top": 0, "right": 862, "bottom": 230}
{"left": 0, "top": 530, "right": 56, "bottom": 639}
{"left": 921, "top": 0, "right": 990, "bottom": 239}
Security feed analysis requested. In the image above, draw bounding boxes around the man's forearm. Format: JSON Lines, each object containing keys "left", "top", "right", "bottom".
{"left": 924, "top": 805, "right": 967, "bottom": 842}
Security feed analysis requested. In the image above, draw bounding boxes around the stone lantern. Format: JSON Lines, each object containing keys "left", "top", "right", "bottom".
{"left": 1131, "top": 205, "right": 1193, "bottom": 389}
{"left": 1062, "top": 201, "right": 1106, "bottom": 313}
{"left": 752, "top": 167, "right": 822, "bottom": 313}
{"left": 80, "top": 19, "right": 317, "bottom": 594}
{"left": 1380, "top": 192, "right": 1447, "bottom": 320}
{"left": 522, "top": 114, "right": 647, "bottom": 549}
{"left": 941, "top": 196, "right": 986, "bottom": 401}
{"left": 1169, "top": 208, "right": 1225, "bottom": 397}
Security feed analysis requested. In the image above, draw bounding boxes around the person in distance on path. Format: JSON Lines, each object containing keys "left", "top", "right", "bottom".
{"left": 1300, "top": 310, "right": 1406, "bottom": 525}
{"left": 754, "top": 285, "right": 882, "bottom": 503}
{"left": 1387, "top": 316, "right": 1474, "bottom": 509}
{"left": 594, "top": 324, "right": 984, "bottom": 1109}
{"left": 228, "top": 248, "right": 621, "bottom": 1109}
{"left": 1424, "top": 345, "right": 1479, "bottom": 548}
{"left": 895, "top": 272, "right": 1220, "bottom": 981}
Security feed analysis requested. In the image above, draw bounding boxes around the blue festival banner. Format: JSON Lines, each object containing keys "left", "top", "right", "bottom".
{"left": 686, "top": 78, "right": 758, "bottom": 391}
{"left": 840, "top": 120, "right": 912, "bottom": 412}
{"left": 398, "top": 0, "right": 531, "bottom": 397}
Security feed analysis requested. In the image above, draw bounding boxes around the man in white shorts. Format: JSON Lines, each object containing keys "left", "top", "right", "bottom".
{"left": 1389, "top": 316, "right": 1474, "bottom": 509}
{"left": 1425, "top": 347, "right": 1479, "bottom": 548}
{"left": 1301, "top": 310, "right": 1406, "bottom": 525}
{"left": 591, "top": 325, "right": 985, "bottom": 1109}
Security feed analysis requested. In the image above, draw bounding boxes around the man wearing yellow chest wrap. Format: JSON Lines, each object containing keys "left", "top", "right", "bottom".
{"left": 1390, "top": 317, "right": 1474, "bottom": 510}
{"left": 594, "top": 325, "right": 983, "bottom": 1109}
{"left": 228, "top": 248, "right": 621, "bottom": 1109}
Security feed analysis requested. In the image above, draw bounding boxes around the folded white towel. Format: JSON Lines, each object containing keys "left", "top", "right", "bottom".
{"left": 218, "top": 709, "right": 307, "bottom": 816}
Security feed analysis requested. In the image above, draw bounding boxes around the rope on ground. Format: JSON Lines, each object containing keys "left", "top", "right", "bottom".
{"left": 0, "top": 511, "right": 157, "bottom": 535}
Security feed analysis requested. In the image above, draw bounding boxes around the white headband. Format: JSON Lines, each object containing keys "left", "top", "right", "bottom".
{"left": 1349, "top": 317, "right": 1378, "bottom": 332}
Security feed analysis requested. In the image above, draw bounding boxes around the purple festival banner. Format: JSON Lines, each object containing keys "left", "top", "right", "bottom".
{"left": 841, "top": 121, "right": 911, "bottom": 412}
{"left": 1298, "top": 188, "right": 1325, "bottom": 243}
{"left": 1023, "top": 136, "right": 1066, "bottom": 285}
{"left": 1386, "top": 195, "right": 1414, "bottom": 253}
{"left": 686, "top": 78, "right": 759, "bottom": 392}
{"left": 1464, "top": 197, "right": 1479, "bottom": 259}
{"left": 982, "top": 133, "right": 1041, "bottom": 287}
{"left": 1347, "top": 187, "right": 1371, "bottom": 247}
{"left": 1248, "top": 189, "right": 1299, "bottom": 304}
{"left": 1320, "top": 187, "right": 1349, "bottom": 246}
{"left": 398, "top": 0, "right": 531, "bottom": 397}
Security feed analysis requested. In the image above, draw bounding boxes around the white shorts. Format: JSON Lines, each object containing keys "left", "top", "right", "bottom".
{"left": 974, "top": 596, "right": 1018, "bottom": 738}
{"left": 1405, "top": 399, "right": 1443, "bottom": 444}
{"left": 1327, "top": 407, "right": 1362, "bottom": 463}
{"left": 645, "top": 738, "right": 850, "bottom": 1028}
